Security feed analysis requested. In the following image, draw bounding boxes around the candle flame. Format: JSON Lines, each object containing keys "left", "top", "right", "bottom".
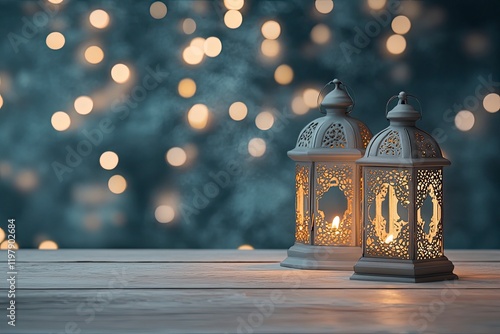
{"left": 331, "top": 216, "right": 340, "bottom": 229}
{"left": 385, "top": 234, "right": 394, "bottom": 243}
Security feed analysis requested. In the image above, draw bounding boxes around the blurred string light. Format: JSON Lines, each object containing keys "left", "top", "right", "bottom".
{"left": 51, "top": 111, "right": 71, "bottom": 131}
{"left": 166, "top": 147, "right": 187, "bottom": 167}
{"left": 74, "top": 96, "right": 93, "bottom": 115}
{"left": 187, "top": 103, "right": 210, "bottom": 129}
{"left": 100, "top": 151, "right": 119, "bottom": 170}
{"left": 39, "top": 240, "right": 58, "bottom": 250}
{"left": 367, "top": 0, "right": 386, "bottom": 10}
{"left": 182, "top": 18, "right": 196, "bottom": 35}
{"left": 386, "top": 34, "right": 406, "bottom": 55}
{"left": 108, "top": 175, "right": 127, "bottom": 194}
{"left": 150, "top": 1, "right": 167, "bottom": 19}
{"left": 238, "top": 244, "right": 254, "bottom": 250}
{"left": 261, "top": 21, "right": 281, "bottom": 40}
{"left": 315, "top": 0, "right": 334, "bottom": 14}
{"left": 274, "top": 64, "right": 294, "bottom": 85}
{"left": 224, "top": 10, "right": 243, "bottom": 29}
{"left": 155, "top": 205, "right": 175, "bottom": 223}
{"left": 47, "top": 0, "right": 63, "bottom": 4}
{"left": 261, "top": 39, "right": 280, "bottom": 57}
{"left": 111, "top": 63, "right": 131, "bottom": 84}
{"left": 0, "top": 227, "right": 5, "bottom": 242}
{"left": 89, "top": 9, "right": 110, "bottom": 29}
{"left": 224, "top": 0, "right": 244, "bottom": 10}
{"left": 391, "top": 15, "right": 411, "bottom": 35}
{"left": 15, "top": 170, "right": 38, "bottom": 192}
{"left": 291, "top": 95, "right": 309, "bottom": 115}
{"left": 255, "top": 110, "right": 275, "bottom": 130}
{"left": 183, "top": 44, "right": 204, "bottom": 65}
{"left": 178, "top": 78, "right": 197, "bottom": 98}
{"left": 303, "top": 88, "right": 320, "bottom": 108}
{"left": 0, "top": 94, "right": 3, "bottom": 109}
{"left": 0, "top": 241, "right": 18, "bottom": 250}
{"left": 455, "top": 110, "right": 475, "bottom": 131}
{"left": 204, "top": 37, "right": 222, "bottom": 57}
{"left": 229, "top": 101, "right": 248, "bottom": 121}
{"left": 311, "top": 24, "right": 331, "bottom": 44}
{"left": 46, "top": 32, "right": 65, "bottom": 50}
{"left": 248, "top": 138, "right": 266, "bottom": 157}
{"left": 84, "top": 45, "right": 104, "bottom": 64}
{"left": 483, "top": 93, "right": 500, "bottom": 113}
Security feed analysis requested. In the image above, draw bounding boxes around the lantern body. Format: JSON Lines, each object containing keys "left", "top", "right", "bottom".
{"left": 351, "top": 92, "right": 457, "bottom": 282}
{"left": 281, "top": 79, "right": 372, "bottom": 270}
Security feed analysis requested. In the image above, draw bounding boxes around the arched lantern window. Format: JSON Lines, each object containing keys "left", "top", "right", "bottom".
{"left": 281, "top": 79, "right": 372, "bottom": 270}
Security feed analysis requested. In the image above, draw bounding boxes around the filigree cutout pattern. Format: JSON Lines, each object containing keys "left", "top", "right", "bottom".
{"left": 378, "top": 130, "right": 402, "bottom": 156}
{"left": 295, "top": 164, "right": 310, "bottom": 244}
{"left": 297, "top": 122, "right": 319, "bottom": 148}
{"left": 357, "top": 121, "right": 372, "bottom": 149}
{"left": 364, "top": 168, "right": 411, "bottom": 259}
{"left": 415, "top": 132, "right": 438, "bottom": 158}
{"left": 321, "top": 123, "right": 346, "bottom": 148}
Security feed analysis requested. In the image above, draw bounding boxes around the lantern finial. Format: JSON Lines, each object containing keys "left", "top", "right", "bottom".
{"left": 386, "top": 91, "right": 421, "bottom": 123}
{"left": 320, "top": 78, "right": 354, "bottom": 113}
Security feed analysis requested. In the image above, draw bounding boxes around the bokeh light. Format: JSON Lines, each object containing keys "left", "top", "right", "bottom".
{"left": 182, "top": 18, "right": 196, "bottom": 34}
{"left": 15, "top": 170, "right": 38, "bottom": 192}
{"left": 0, "top": 228, "right": 5, "bottom": 242}
{"left": 39, "top": 240, "right": 58, "bottom": 250}
{"left": 166, "top": 147, "right": 187, "bottom": 167}
{"left": 89, "top": 9, "right": 110, "bottom": 29}
{"left": 84, "top": 45, "right": 104, "bottom": 64}
{"left": 291, "top": 95, "right": 309, "bottom": 115}
{"left": 0, "top": 94, "right": 3, "bottom": 109}
{"left": 46, "top": 32, "right": 65, "bottom": 50}
{"left": 100, "top": 151, "right": 119, "bottom": 170}
{"left": 238, "top": 244, "right": 254, "bottom": 250}
{"left": 224, "top": 0, "right": 244, "bottom": 10}
{"left": 229, "top": 102, "right": 248, "bottom": 121}
{"left": 0, "top": 241, "right": 18, "bottom": 250}
{"left": 108, "top": 175, "right": 127, "bottom": 194}
{"left": 178, "top": 78, "right": 197, "bottom": 98}
{"left": 274, "top": 64, "right": 294, "bottom": 85}
{"left": 367, "top": 0, "right": 386, "bottom": 10}
{"left": 391, "top": 15, "right": 411, "bottom": 35}
{"left": 311, "top": 24, "right": 331, "bottom": 44}
{"left": 261, "top": 39, "right": 280, "bottom": 57}
{"left": 111, "top": 63, "right": 131, "bottom": 83}
{"left": 204, "top": 37, "right": 222, "bottom": 57}
{"left": 183, "top": 46, "right": 204, "bottom": 65}
{"left": 248, "top": 138, "right": 266, "bottom": 157}
{"left": 47, "top": 0, "right": 63, "bottom": 4}
{"left": 150, "top": 1, "right": 167, "bottom": 19}
{"left": 224, "top": 10, "right": 243, "bottom": 29}
{"left": 315, "top": 0, "right": 334, "bottom": 14}
{"left": 386, "top": 34, "right": 406, "bottom": 55}
{"left": 455, "top": 110, "right": 475, "bottom": 131}
{"left": 51, "top": 111, "right": 71, "bottom": 131}
{"left": 255, "top": 111, "right": 275, "bottom": 130}
{"left": 155, "top": 205, "right": 175, "bottom": 223}
{"left": 483, "top": 93, "right": 500, "bottom": 113}
{"left": 261, "top": 20, "right": 281, "bottom": 40}
{"left": 74, "top": 96, "right": 93, "bottom": 115}
{"left": 303, "top": 88, "right": 320, "bottom": 108}
{"left": 188, "top": 103, "right": 209, "bottom": 129}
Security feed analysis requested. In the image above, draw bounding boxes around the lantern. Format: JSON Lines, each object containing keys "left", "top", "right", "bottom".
{"left": 351, "top": 92, "right": 458, "bottom": 282}
{"left": 281, "top": 79, "right": 373, "bottom": 270}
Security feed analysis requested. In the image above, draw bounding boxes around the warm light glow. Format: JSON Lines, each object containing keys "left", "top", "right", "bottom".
{"left": 224, "top": 0, "right": 244, "bottom": 10}
{"left": 166, "top": 147, "right": 187, "bottom": 167}
{"left": 248, "top": 138, "right": 266, "bottom": 157}
{"left": 274, "top": 64, "right": 294, "bottom": 85}
{"left": 150, "top": 1, "right": 167, "bottom": 19}
{"left": 89, "top": 9, "right": 110, "bottom": 29}
{"left": 74, "top": 96, "right": 93, "bottom": 115}
{"left": 0, "top": 241, "right": 18, "bottom": 250}
{"left": 315, "top": 0, "right": 334, "bottom": 14}
{"left": 0, "top": 228, "right": 5, "bottom": 243}
{"left": 261, "top": 39, "right": 280, "bottom": 57}
{"left": 190, "top": 37, "right": 206, "bottom": 50}
{"left": 111, "top": 63, "right": 131, "bottom": 84}
{"left": 51, "top": 111, "right": 71, "bottom": 131}
{"left": 182, "top": 46, "right": 204, "bottom": 65}
{"left": 238, "top": 244, "right": 254, "bottom": 250}
{"left": 188, "top": 103, "right": 209, "bottom": 129}
{"left": 0, "top": 94, "right": 3, "bottom": 109}
{"left": 255, "top": 111, "right": 275, "bottom": 130}
{"left": 303, "top": 88, "right": 320, "bottom": 108}
{"left": 229, "top": 101, "right": 248, "bottom": 121}
{"left": 384, "top": 234, "right": 394, "bottom": 243}
{"left": 455, "top": 110, "right": 475, "bottom": 131}
{"left": 46, "top": 32, "right": 65, "bottom": 50}
{"left": 483, "top": 93, "right": 500, "bottom": 113}
{"left": 182, "top": 18, "right": 196, "bottom": 35}
{"left": 39, "top": 240, "right": 58, "bottom": 250}
{"left": 331, "top": 216, "right": 340, "bottom": 229}
{"left": 367, "top": 0, "right": 386, "bottom": 10}
{"left": 261, "top": 20, "right": 281, "bottom": 40}
{"left": 155, "top": 205, "right": 175, "bottom": 223}
{"left": 291, "top": 95, "right": 309, "bottom": 115}
{"left": 224, "top": 10, "right": 243, "bottom": 29}
{"left": 178, "top": 78, "right": 197, "bottom": 98}
{"left": 204, "top": 37, "right": 222, "bottom": 57}
{"left": 386, "top": 34, "right": 406, "bottom": 55}
{"left": 108, "top": 175, "right": 127, "bottom": 194}
{"left": 311, "top": 24, "right": 331, "bottom": 44}
{"left": 15, "top": 170, "right": 38, "bottom": 192}
{"left": 47, "top": 0, "right": 63, "bottom": 4}
{"left": 84, "top": 46, "right": 104, "bottom": 64}
{"left": 391, "top": 15, "right": 411, "bottom": 35}
{"left": 99, "top": 151, "right": 119, "bottom": 170}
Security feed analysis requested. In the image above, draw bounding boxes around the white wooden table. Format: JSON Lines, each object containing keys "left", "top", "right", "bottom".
{"left": 0, "top": 250, "right": 499, "bottom": 333}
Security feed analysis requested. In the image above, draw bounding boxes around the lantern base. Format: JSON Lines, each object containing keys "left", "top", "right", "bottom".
{"left": 350, "top": 256, "right": 458, "bottom": 283}
{"left": 280, "top": 243, "right": 361, "bottom": 270}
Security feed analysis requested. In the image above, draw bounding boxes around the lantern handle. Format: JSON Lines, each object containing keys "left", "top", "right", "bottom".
{"left": 317, "top": 80, "right": 355, "bottom": 115}
{"left": 385, "top": 92, "right": 423, "bottom": 119}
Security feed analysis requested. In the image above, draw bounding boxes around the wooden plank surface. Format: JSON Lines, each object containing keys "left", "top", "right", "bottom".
{"left": 0, "top": 250, "right": 499, "bottom": 334}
